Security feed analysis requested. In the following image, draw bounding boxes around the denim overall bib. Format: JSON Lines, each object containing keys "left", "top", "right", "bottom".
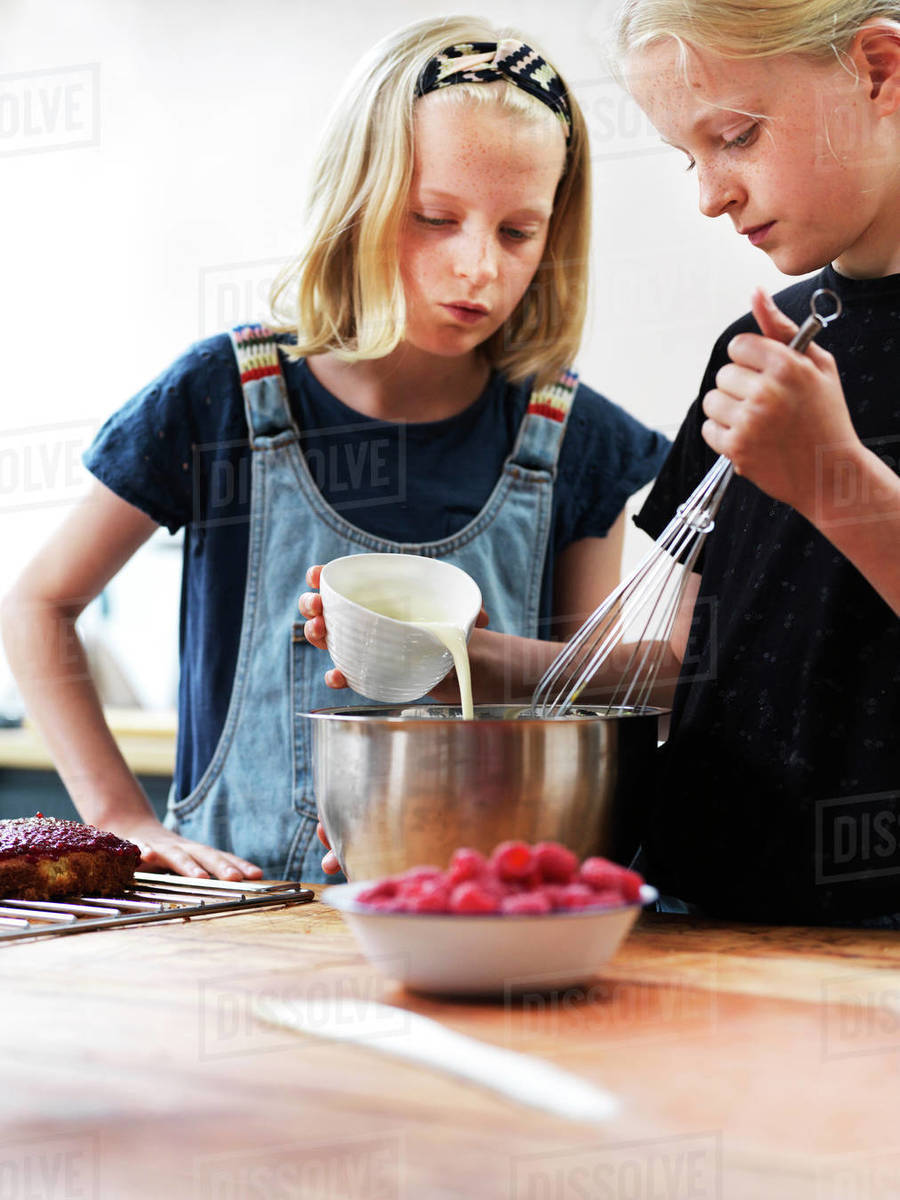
{"left": 167, "top": 326, "right": 577, "bottom": 882}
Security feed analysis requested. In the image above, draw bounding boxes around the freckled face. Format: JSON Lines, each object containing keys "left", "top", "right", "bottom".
{"left": 625, "top": 41, "right": 893, "bottom": 276}
{"left": 398, "top": 92, "right": 567, "bottom": 358}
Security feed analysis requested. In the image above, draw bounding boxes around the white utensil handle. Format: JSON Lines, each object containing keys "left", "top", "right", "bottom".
{"left": 255, "top": 997, "right": 619, "bottom": 1124}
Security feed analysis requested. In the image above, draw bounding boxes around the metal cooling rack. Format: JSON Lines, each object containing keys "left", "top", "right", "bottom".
{"left": 0, "top": 871, "right": 315, "bottom": 944}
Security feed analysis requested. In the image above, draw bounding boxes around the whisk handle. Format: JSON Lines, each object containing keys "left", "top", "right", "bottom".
{"left": 788, "top": 287, "right": 842, "bottom": 354}
{"left": 790, "top": 314, "right": 828, "bottom": 354}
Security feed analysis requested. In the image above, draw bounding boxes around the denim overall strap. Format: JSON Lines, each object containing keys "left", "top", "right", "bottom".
{"left": 167, "top": 339, "right": 579, "bottom": 883}
{"left": 510, "top": 368, "right": 579, "bottom": 472}
{"left": 232, "top": 324, "right": 295, "bottom": 442}
{"left": 449, "top": 366, "right": 576, "bottom": 635}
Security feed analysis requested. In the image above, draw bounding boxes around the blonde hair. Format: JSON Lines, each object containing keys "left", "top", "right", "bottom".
{"left": 269, "top": 16, "right": 591, "bottom": 387}
{"left": 614, "top": 0, "right": 900, "bottom": 62}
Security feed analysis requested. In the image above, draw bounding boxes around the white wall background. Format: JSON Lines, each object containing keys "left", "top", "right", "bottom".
{"left": 0, "top": 0, "right": 795, "bottom": 712}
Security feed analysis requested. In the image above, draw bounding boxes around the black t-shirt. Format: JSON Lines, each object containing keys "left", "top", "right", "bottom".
{"left": 84, "top": 336, "right": 669, "bottom": 801}
{"left": 635, "top": 265, "right": 900, "bottom": 923}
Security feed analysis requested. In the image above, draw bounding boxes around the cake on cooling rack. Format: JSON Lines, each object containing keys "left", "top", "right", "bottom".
{"left": 0, "top": 814, "right": 141, "bottom": 900}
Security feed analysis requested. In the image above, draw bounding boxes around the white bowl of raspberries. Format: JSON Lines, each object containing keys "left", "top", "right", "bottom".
{"left": 323, "top": 841, "right": 657, "bottom": 995}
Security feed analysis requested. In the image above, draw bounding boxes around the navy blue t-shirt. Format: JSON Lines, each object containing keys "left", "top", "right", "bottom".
{"left": 84, "top": 336, "right": 669, "bottom": 799}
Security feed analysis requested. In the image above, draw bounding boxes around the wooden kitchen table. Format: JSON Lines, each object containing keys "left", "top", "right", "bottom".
{"left": 2, "top": 889, "right": 899, "bottom": 1200}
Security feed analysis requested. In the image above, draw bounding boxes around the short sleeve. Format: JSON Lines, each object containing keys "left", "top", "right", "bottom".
{"left": 82, "top": 335, "right": 238, "bottom": 534}
{"left": 556, "top": 383, "right": 671, "bottom": 545}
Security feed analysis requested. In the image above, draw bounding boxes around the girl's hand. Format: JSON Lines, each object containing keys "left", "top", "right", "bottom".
{"left": 114, "top": 816, "right": 264, "bottom": 881}
{"left": 701, "top": 288, "right": 859, "bottom": 520}
{"left": 299, "top": 564, "right": 490, "bottom": 692}
{"left": 316, "top": 821, "right": 342, "bottom": 875}
{"left": 298, "top": 565, "right": 349, "bottom": 690}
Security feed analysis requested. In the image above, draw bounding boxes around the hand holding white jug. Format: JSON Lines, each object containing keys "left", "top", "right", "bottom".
{"left": 308, "top": 554, "right": 483, "bottom": 717}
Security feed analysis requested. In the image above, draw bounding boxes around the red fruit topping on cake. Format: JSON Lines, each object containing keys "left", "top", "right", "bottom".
{"left": 533, "top": 841, "right": 579, "bottom": 884}
{"left": 449, "top": 882, "right": 500, "bottom": 914}
{"left": 490, "top": 840, "right": 535, "bottom": 881}
{"left": 0, "top": 814, "right": 140, "bottom": 901}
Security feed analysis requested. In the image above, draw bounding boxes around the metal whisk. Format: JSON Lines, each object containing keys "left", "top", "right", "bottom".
{"left": 531, "top": 288, "right": 843, "bottom": 718}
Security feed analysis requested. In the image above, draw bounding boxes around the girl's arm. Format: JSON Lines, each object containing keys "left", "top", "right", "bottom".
{"left": 552, "top": 511, "right": 625, "bottom": 640}
{"left": 703, "top": 290, "right": 900, "bottom": 617}
{"left": 0, "top": 480, "right": 262, "bottom": 880}
{"left": 300, "top": 516, "right": 698, "bottom": 708}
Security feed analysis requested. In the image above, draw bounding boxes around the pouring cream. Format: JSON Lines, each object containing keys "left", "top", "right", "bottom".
{"left": 356, "top": 599, "right": 474, "bottom": 718}
{"left": 406, "top": 621, "right": 473, "bottom": 720}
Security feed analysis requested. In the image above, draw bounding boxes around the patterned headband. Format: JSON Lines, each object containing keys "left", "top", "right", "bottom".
{"left": 415, "top": 40, "right": 572, "bottom": 144}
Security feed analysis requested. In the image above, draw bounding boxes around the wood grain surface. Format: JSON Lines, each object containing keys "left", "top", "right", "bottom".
{"left": 2, "top": 891, "right": 899, "bottom": 1199}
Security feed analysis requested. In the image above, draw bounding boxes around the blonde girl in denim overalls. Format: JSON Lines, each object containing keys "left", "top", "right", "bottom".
{"left": 3, "top": 18, "right": 664, "bottom": 882}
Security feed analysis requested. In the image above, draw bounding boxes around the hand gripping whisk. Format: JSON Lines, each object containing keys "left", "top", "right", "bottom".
{"left": 531, "top": 288, "right": 843, "bottom": 719}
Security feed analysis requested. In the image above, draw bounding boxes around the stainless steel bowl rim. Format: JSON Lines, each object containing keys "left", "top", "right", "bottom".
{"left": 306, "top": 703, "right": 668, "bottom": 724}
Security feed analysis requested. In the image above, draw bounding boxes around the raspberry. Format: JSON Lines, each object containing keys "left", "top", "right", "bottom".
{"left": 356, "top": 879, "right": 398, "bottom": 905}
{"left": 449, "top": 881, "right": 500, "bottom": 914}
{"left": 579, "top": 857, "right": 625, "bottom": 892}
{"left": 445, "top": 848, "right": 488, "bottom": 889}
{"left": 536, "top": 884, "right": 568, "bottom": 910}
{"left": 490, "top": 840, "right": 535, "bottom": 882}
{"left": 500, "top": 892, "right": 552, "bottom": 915}
{"left": 404, "top": 879, "right": 451, "bottom": 913}
{"left": 533, "top": 841, "right": 578, "bottom": 884}
{"left": 399, "top": 865, "right": 443, "bottom": 885}
{"left": 481, "top": 875, "right": 508, "bottom": 900}
{"left": 555, "top": 883, "right": 599, "bottom": 910}
{"left": 618, "top": 869, "right": 645, "bottom": 904}
{"left": 355, "top": 844, "right": 644, "bottom": 917}
{"left": 362, "top": 896, "right": 402, "bottom": 912}
{"left": 584, "top": 888, "right": 626, "bottom": 909}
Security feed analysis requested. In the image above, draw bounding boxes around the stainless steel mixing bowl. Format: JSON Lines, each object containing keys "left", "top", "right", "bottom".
{"left": 309, "top": 704, "right": 662, "bottom": 880}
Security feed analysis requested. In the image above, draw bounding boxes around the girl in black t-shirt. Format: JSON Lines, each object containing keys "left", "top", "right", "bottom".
{"left": 602, "top": 0, "right": 900, "bottom": 921}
